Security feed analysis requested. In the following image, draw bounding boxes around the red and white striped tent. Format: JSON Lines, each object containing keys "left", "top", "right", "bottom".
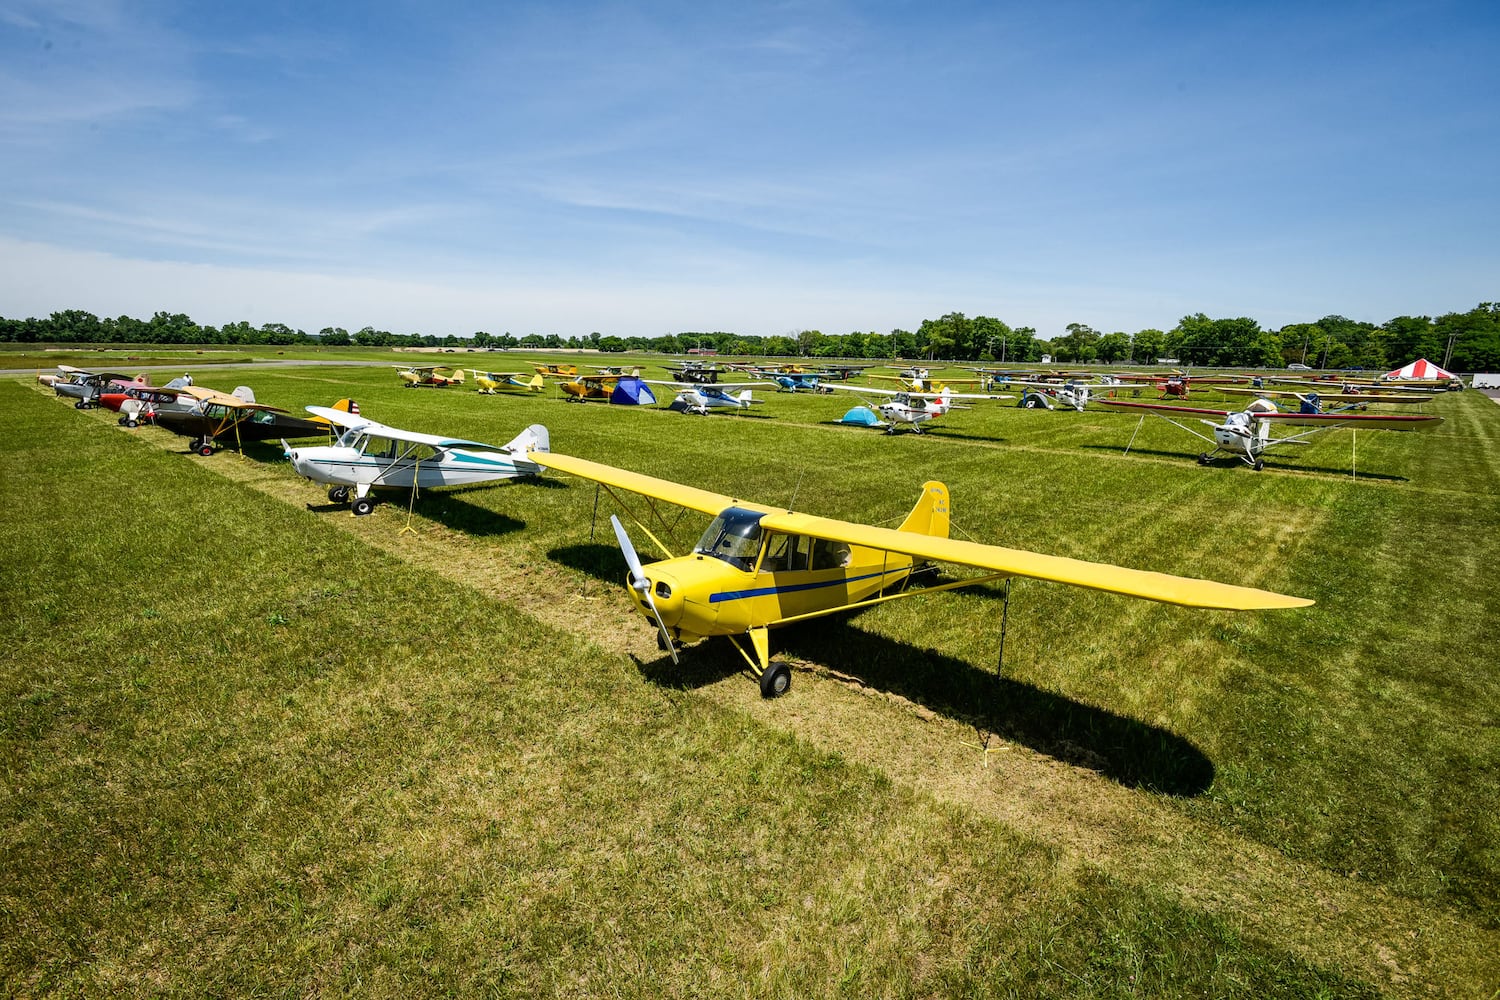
{"left": 1382, "top": 358, "right": 1456, "bottom": 381}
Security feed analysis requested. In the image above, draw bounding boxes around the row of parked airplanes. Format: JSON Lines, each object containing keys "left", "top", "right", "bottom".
{"left": 40, "top": 361, "right": 1339, "bottom": 699}
{"left": 392, "top": 360, "right": 1449, "bottom": 471}
{"left": 45, "top": 359, "right": 1448, "bottom": 479}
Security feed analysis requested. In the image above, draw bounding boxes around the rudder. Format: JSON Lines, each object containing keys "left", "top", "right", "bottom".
{"left": 898, "top": 481, "right": 950, "bottom": 538}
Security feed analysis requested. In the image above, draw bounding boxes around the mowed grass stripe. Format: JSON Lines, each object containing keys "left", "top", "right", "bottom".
{"left": 3, "top": 381, "right": 1393, "bottom": 996}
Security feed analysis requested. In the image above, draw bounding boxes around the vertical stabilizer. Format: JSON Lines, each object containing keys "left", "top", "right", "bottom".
{"left": 898, "top": 481, "right": 950, "bottom": 538}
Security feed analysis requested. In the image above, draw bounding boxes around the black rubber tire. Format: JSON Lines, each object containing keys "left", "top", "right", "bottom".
{"left": 1253, "top": 458, "right": 1265, "bottom": 471}
{"left": 328, "top": 486, "right": 351, "bottom": 504}
{"left": 1197, "top": 453, "right": 1212, "bottom": 465}
{"left": 759, "top": 662, "right": 791, "bottom": 699}
{"left": 352, "top": 497, "right": 376, "bottom": 516}
{"left": 198, "top": 444, "right": 214, "bottom": 457}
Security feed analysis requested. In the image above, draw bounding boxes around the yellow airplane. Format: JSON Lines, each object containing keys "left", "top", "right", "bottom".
{"left": 395, "top": 365, "right": 464, "bottom": 388}
{"left": 534, "top": 362, "right": 580, "bottom": 377}
{"left": 469, "top": 370, "right": 546, "bottom": 394}
{"left": 530, "top": 452, "right": 1314, "bottom": 697}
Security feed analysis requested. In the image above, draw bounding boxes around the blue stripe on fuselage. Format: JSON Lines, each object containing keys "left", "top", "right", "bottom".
{"left": 708, "top": 567, "right": 906, "bottom": 604}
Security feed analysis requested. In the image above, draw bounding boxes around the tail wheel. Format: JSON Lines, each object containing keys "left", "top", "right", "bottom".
{"left": 759, "top": 662, "right": 791, "bottom": 699}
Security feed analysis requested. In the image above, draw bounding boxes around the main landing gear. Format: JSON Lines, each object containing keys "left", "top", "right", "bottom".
{"left": 727, "top": 626, "right": 793, "bottom": 698}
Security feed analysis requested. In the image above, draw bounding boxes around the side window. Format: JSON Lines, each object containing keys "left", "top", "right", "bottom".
{"left": 811, "top": 538, "right": 852, "bottom": 570}
{"left": 362, "top": 436, "right": 395, "bottom": 459}
{"left": 760, "top": 534, "right": 792, "bottom": 572}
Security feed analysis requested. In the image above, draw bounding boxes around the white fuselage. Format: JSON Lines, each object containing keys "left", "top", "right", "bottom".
{"left": 288, "top": 426, "right": 543, "bottom": 496}
{"left": 677, "top": 388, "right": 750, "bottom": 413}
{"left": 1213, "top": 408, "right": 1273, "bottom": 458}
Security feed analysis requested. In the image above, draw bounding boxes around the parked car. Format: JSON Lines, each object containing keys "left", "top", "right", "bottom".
{"left": 1287, "top": 363, "right": 1311, "bottom": 370}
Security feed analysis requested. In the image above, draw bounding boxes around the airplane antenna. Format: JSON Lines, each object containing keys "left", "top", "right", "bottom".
{"left": 787, "top": 470, "right": 806, "bottom": 512}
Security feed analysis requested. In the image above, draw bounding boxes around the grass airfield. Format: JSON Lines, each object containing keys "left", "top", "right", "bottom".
{"left": 3, "top": 359, "right": 1497, "bottom": 997}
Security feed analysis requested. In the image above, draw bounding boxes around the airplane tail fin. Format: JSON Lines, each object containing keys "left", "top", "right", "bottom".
{"left": 737, "top": 390, "right": 753, "bottom": 404}
{"left": 898, "top": 482, "right": 950, "bottom": 539}
{"left": 234, "top": 386, "right": 256, "bottom": 403}
{"left": 527, "top": 374, "right": 545, "bottom": 391}
{"left": 450, "top": 368, "right": 464, "bottom": 383}
{"left": 505, "top": 423, "right": 550, "bottom": 455}
{"left": 332, "top": 398, "right": 359, "bottom": 414}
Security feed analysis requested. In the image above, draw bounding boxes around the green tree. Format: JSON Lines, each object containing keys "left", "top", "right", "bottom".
{"left": 1056, "top": 323, "right": 1100, "bottom": 363}
{"left": 1096, "top": 331, "right": 1130, "bottom": 363}
{"left": 1132, "top": 328, "right": 1165, "bottom": 363}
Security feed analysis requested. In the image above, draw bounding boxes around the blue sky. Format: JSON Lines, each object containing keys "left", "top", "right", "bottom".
{"left": 1, "top": 0, "right": 1496, "bottom": 339}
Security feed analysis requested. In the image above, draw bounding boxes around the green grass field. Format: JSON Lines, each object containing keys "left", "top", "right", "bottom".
{"left": 3, "top": 361, "right": 1497, "bottom": 997}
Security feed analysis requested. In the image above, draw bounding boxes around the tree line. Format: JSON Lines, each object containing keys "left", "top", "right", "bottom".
{"left": 3, "top": 303, "right": 1497, "bottom": 370}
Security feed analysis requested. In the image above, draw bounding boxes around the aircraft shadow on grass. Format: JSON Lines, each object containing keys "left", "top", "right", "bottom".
{"left": 643, "top": 617, "right": 1213, "bottom": 796}
{"left": 550, "top": 538, "right": 1215, "bottom": 796}
{"left": 1075, "top": 443, "right": 1408, "bottom": 481}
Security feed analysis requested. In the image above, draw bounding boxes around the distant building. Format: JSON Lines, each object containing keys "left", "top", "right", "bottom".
{"left": 687, "top": 347, "right": 718, "bottom": 356}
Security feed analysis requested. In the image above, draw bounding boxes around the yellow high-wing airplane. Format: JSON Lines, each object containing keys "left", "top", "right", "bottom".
{"left": 530, "top": 452, "right": 1313, "bottom": 697}
{"left": 469, "top": 370, "right": 546, "bottom": 394}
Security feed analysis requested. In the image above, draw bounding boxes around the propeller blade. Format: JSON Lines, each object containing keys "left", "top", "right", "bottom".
{"left": 610, "top": 515, "right": 648, "bottom": 591}
{"left": 609, "top": 515, "right": 678, "bottom": 663}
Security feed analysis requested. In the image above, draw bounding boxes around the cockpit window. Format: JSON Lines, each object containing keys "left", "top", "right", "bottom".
{"left": 693, "top": 507, "right": 765, "bottom": 571}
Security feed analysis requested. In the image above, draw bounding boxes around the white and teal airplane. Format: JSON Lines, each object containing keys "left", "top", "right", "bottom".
{"left": 284, "top": 406, "right": 548, "bottom": 515}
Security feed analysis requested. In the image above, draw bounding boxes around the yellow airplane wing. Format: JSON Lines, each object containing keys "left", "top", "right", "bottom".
{"left": 756, "top": 511, "right": 1313, "bottom": 610}
{"left": 530, "top": 452, "right": 777, "bottom": 517}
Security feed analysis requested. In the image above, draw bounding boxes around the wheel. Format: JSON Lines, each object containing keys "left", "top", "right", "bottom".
{"left": 187, "top": 437, "right": 202, "bottom": 452}
{"left": 198, "top": 444, "right": 214, "bottom": 457}
{"left": 759, "top": 662, "right": 791, "bottom": 699}
{"left": 1252, "top": 458, "right": 1265, "bottom": 471}
{"left": 352, "top": 497, "right": 376, "bottom": 516}
{"left": 118, "top": 416, "right": 128, "bottom": 426}
{"left": 75, "top": 400, "right": 86, "bottom": 409}
{"left": 328, "top": 486, "right": 351, "bottom": 504}
{"left": 1197, "top": 453, "right": 1212, "bottom": 465}
{"left": 126, "top": 419, "right": 138, "bottom": 428}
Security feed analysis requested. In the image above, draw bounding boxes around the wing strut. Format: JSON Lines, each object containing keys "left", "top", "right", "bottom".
{"left": 996, "top": 579, "right": 1012, "bottom": 680}
{"left": 399, "top": 454, "right": 421, "bottom": 535}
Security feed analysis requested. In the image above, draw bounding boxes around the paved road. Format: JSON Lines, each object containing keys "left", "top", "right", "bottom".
{"left": 2, "top": 359, "right": 395, "bottom": 376}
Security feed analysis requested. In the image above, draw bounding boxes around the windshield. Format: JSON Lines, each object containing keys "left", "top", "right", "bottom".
{"left": 693, "top": 507, "right": 765, "bottom": 571}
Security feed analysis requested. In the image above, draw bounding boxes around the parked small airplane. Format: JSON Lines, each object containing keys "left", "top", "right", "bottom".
{"left": 1098, "top": 398, "right": 1444, "bottom": 470}
{"left": 662, "top": 362, "right": 724, "bottom": 384}
{"left": 826, "top": 384, "right": 1008, "bottom": 434}
{"left": 653, "top": 381, "right": 767, "bottom": 414}
{"left": 534, "top": 362, "right": 580, "bottom": 377}
{"left": 285, "top": 408, "right": 548, "bottom": 515}
{"left": 395, "top": 365, "right": 464, "bottom": 388}
{"left": 1009, "top": 380, "right": 1111, "bottom": 412}
{"left": 559, "top": 371, "right": 655, "bottom": 403}
{"left": 97, "top": 377, "right": 196, "bottom": 425}
{"left": 469, "top": 370, "right": 546, "bottom": 394}
{"left": 53, "top": 370, "right": 146, "bottom": 408}
{"left": 1217, "top": 386, "right": 1434, "bottom": 408}
{"left": 762, "top": 371, "right": 833, "bottom": 393}
{"left": 868, "top": 371, "right": 986, "bottom": 393}
{"left": 154, "top": 394, "right": 347, "bottom": 456}
{"left": 529, "top": 451, "right": 1313, "bottom": 697}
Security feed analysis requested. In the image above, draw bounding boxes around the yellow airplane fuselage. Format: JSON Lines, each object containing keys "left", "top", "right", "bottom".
{"left": 628, "top": 546, "right": 915, "bottom": 643}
